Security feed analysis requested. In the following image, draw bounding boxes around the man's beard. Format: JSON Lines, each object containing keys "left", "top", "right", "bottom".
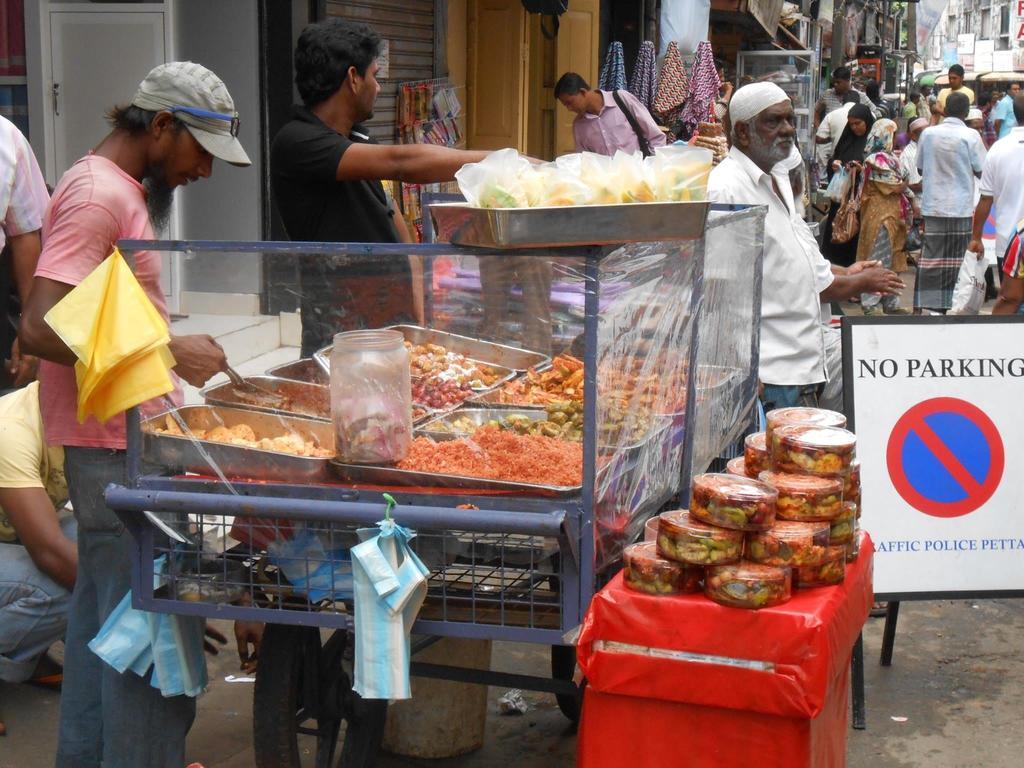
{"left": 748, "top": 130, "right": 792, "bottom": 168}
{"left": 144, "top": 166, "right": 175, "bottom": 234}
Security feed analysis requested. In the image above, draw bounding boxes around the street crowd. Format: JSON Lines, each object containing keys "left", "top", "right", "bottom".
{"left": 1, "top": 15, "right": 1023, "bottom": 767}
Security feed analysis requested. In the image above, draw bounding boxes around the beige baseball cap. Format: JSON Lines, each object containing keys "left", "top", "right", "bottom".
{"left": 132, "top": 61, "right": 251, "bottom": 166}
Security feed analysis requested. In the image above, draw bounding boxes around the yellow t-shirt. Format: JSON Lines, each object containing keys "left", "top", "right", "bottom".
{"left": 0, "top": 382, "right": 67, "bottom": 542}
{"left": 937, "top": 86, "right": 976, "bottom": 110}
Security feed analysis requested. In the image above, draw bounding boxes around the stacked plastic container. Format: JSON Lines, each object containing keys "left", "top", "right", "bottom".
{"left": 625, "top": 406, "right": 864, "bottom": 608}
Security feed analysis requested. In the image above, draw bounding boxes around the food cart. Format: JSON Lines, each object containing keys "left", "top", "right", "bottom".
{"left": 105, "top": 201, "right": 765, "bottom": 766}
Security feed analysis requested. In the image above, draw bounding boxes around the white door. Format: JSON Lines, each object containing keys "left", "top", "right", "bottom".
{"left": 48, "top": 10, "right": 179, "bottom": 309}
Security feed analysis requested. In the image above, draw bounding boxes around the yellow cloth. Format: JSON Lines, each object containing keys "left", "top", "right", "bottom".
{"left": 937, "top": 86, "right": 976, "bottom": 110}
{"left": 0, "top": 382, "right": 67, "bottom": 542}
{"left": 44, "top": 249, "right": 176, "bottom": 424}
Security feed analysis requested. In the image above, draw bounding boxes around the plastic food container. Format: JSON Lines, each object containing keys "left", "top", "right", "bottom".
{"left": 690, "top": 473, "right": 778, "bottom": 531}
{"left": 656, "top": 510, "right": 744, "bottom": 565}
{"left": 745, "top": 521, "right": 831, "bottom": 567}
{"left": 770, "top": 424, "right": 857, "bottom": 477}
{"left": 845, "top": 532, "right": 862, "bottom": 563}
{"left": 765, "top": 406, "right": 846, "bottom": 444}
{"left": 330, "top": 329, "right": 412, "bottom": 464}
{"left": 704, "top": 562, "right": 792, "bottom": 609}
{"left": 725, "top": 456, "right": 749, "bottom": 477}
{"left": 623, "top": 542, "right": 703, "bottom": 596}
{"left": 844, "top": 460, "right": 861, "bottom": 513}
{"left": 644, "top": 516, "right": 660, "bottom": 542}
{"left": 829, "top": 501, "right": 859, "bottom": 545}
{"left": 743, "top": 432, "right": 769, "bottom": 477}
{"left": 794, "top": 545, "right": 846, "bottom": 588}
{"left": 758, "top": 471, "right": 844, "bottom": 522}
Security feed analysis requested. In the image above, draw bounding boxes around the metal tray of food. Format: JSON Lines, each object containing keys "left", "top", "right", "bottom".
{"left": 265, "top": 358, "right": 328, "bottom": 386}
{"left": 329, "top": 459, "right": 581, "bottom": 498}
{"left": 428, "top": 201, "right": 711, "bottom": 249}
{"left": 200, "top": 376, "right": 331, "bottom": 421}
{"left": 142, "top": 405, "right": 335, "bottom": 484}
{"left": 314, "top": 325, "right": 549, "bottom": 376}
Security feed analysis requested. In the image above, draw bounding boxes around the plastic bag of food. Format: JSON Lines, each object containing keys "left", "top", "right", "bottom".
{"left": 610, "top": 150, "right": 657, "bottom": 203}
{"left": 522, "top": 159, "right": 594, "bottom": 207}
{"left": 647, "top": 144, "right": 713, "bottom": 202}
{"left": 455, "top": 147, "right": 532, "bottom": 208}
{"left": 578, "top": 152, "right": 620, "bottom": 204}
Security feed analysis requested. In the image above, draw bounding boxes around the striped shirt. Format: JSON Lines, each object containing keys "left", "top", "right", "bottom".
{"left": 1002, "top": 220, "right": 1024, "bottom": 279}
{"left": 815, "top": 87, "right": 876, "bottom": 120}
{"left": 0, "top": 115, "right": 49, "bottom": 252}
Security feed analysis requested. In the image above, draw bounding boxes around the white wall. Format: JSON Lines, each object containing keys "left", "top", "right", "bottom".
{"left": 173, "top": 0, "right": 263, "bottom": 296}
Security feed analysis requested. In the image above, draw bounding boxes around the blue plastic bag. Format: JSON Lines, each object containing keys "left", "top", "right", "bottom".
{"left": 267, "top": 526, "right": 353, "bottom": 602}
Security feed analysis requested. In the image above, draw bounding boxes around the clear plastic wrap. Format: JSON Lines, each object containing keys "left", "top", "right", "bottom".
{"left": 745, "top": 521, "right": 831, "bottom": 567}
{"left": 690, "top": 473, "right": 777, "bottom": 531}
{"left": 844, "top": 460, "right": 861, "bottom": 514}
{"left": 623, "top": 541, "right": 703, "bottom": 595}
{"left": 704, "top": 562, "right": 792, "bottom": 609}
{"left": 828, "top": 501, "right": 858, "bottom": 545}
{"left": 793, "top": 546, "right": 846, "bottom": 588}
{"left": 647, "top": 145, "right": 713, "bottom": 202}
{"left": 725, "top": 455, "right": 749, "bottom": 477}
{"left": 764, "top": 406, "right": 846, "bottom": 445}
{"left": 644, "top": 515, "right": 660, "bottom": 542}
{"left": 656, "top": 510, "right": 743, "bottom": 565}
{"left": 744, "top": 432, "right": 769, "bottom": 476}
{"left": 610, "top": 150, "right": 657, "bottom": 203}
{"left": 770, "top": 424, "right": 857, "bottom": 477}
{"left": 758, "top": 471, "right": 844, "bottom": 522}
{"left": 453, "top": 147, "right": 533, "bottom": 208}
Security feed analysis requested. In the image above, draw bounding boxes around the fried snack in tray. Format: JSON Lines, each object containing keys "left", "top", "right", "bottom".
{"left": 744, "top": 432, "right": 769, "bottom": 476}
{"left": 829, "top": 501, "right": 859, "bottom": 545}
{"left": 746, "top": 521, "right": 831, "bottom": 567}
{"left": 705, "top": 562, "right": 792, "bottom": 609}
{"left": 396, "top": 426, "right": 582, "bottom": 486}
{"left": 656, "top": 510, "right": 743, "bottom": 566}
{"left": 758, "top": 470, "right": 844, "bottom": 522}
{"left": 405, "top": 341, "right": 501, "bottom": 388}
{"left": 725, "top": 456, "right": 749, "bottom": 477}
{"left": 690, "top": 473, "right": 777, "bottom": 532}
{"left": 492, "top": 355, "right": 584, "bottom": 405}
{"left": 765, "top": 406, "right": 846, "bottom": 444}
{"left": 793, "top": 546, "right": 846, "bottom": 588}
{"left": 770, "top": 424, "right": 857, "bottom": 477}
{"left": 155, "top": 415, "right": 332, "bottom": 458}
{"left": 623, "top": 542, "right": 702, "bottom": 596}
{"left": 412, "top": 376, "right": 473, "bottom": 409}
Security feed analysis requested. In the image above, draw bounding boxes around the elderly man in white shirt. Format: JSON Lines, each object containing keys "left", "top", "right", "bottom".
{"left": 710, "top": 83, "right": 904, "bottom": 411}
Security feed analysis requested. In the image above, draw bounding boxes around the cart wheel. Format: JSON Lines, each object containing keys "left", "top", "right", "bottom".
{"left": 550, "top": 644, "right": 582, "bottom": 724}
{"left": 253, "top": 624, "right": 388, "bottom": 768}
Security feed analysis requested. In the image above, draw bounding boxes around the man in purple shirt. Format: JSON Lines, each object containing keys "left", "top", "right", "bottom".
{"left": 555, "top": 72, "right": 666, "bottom": 156}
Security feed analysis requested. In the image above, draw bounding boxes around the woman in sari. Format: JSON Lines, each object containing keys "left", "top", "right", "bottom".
{"left": 856, "top": 118, "right": 911, "bottom": 314}
{"left": 822, "top": 104, "right": 874, "bottom": 267}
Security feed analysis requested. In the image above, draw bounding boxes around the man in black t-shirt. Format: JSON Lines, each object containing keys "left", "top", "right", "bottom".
{"left": 271, "top": 19, "right": 491, "bottom": 356}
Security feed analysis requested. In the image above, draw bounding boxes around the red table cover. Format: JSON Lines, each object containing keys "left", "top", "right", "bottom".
{"left": 576, "top": 534, "right": 873, "bottom": 768}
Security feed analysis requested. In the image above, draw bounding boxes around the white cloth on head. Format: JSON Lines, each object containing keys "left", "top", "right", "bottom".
{"left": 909, "top": 117, "right": 929, "bottom": 134}
{"left": 728, "top": 82, "right": 791, "bottom": 126}
{"left": 967, "top": 108, "right": 984, "bottom": 122}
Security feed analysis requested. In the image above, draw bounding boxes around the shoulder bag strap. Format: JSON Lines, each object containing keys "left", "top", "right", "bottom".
{"left": 612, "top": 90, "right": 654, "bottom": 158}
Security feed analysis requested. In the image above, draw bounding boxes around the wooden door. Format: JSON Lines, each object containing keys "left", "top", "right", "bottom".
{"left": 467, "top": 0, "right": 527, "bottom": 150}
{"left": 554, "top": 0, "right": 600, "bottom": 156}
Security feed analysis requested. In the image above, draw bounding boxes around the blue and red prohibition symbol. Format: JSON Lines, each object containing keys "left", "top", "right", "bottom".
{"left": 886, "top": 397, "right": 1004, "bottom": 518}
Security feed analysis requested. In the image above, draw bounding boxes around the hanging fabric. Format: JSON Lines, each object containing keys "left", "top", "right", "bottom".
{"left": 598, "top": 41, "right": 627, "bottom": 92}
{"left": 678, "top": 40, "right": 720, "bottom": 138}
{"left": 628, "top": 41, "right": 658, "bottom": 112}
{"left": 652, "top": 41, "right": 690, "bottom": 125}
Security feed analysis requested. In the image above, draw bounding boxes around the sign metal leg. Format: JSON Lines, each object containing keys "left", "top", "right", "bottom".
{"left": 880, "top": 601, "right": 900, "bottom": 666}
{"left": 851, "top": 632, "right": 866, "bottom": 729}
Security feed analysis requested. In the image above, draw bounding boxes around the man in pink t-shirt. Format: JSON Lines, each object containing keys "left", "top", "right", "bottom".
{"left": 19, "top": 62, "right": 252, "bottom": 768}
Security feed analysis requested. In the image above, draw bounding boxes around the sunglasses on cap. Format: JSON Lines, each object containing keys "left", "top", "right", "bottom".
{"left": 169, "top": 105, "right": 240, "bottom": 137}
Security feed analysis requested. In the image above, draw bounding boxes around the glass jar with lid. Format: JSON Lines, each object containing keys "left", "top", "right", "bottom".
{"left": 330, "top": 329, "right": 412, "bottom": 464}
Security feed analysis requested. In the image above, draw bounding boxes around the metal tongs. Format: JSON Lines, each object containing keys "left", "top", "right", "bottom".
{"left": 225, "top": 365, "right": 288, "bottom": 409}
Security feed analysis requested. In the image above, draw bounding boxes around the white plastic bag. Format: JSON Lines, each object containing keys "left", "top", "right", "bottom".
{"left": 949, "top": 251, "right": 987, "bottom": 315}
{"left": 659, "top": 0, "right": 711, "bottom": 56}
{"left": 826, "top": 167, "right": 849, "bottom": 203}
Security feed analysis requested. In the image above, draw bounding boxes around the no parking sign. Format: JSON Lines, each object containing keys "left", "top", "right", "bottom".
{"left": 843, "top": 317, "right": 1024, "bottom": 598}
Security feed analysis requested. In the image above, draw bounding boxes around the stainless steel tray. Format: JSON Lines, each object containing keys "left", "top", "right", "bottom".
{"left": 314, "top": 325, "right": 549, "bottom": 376}
{"left": 200, "top": 376, "right": 331, "bottom": 421}
{"left": 428, "top": 201, "right": 711, "bottom": 248}
{"left": 466, "top": 389, "right": 569, "bottom": 408}
{"left": 265, "top": 358, "right": 328, "bottom": 386}
{"left": 329, "top": 459, "right": 581, "bottom": 498}
{"left": 142, "top": 405, "right": 335, "bottom": 483}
